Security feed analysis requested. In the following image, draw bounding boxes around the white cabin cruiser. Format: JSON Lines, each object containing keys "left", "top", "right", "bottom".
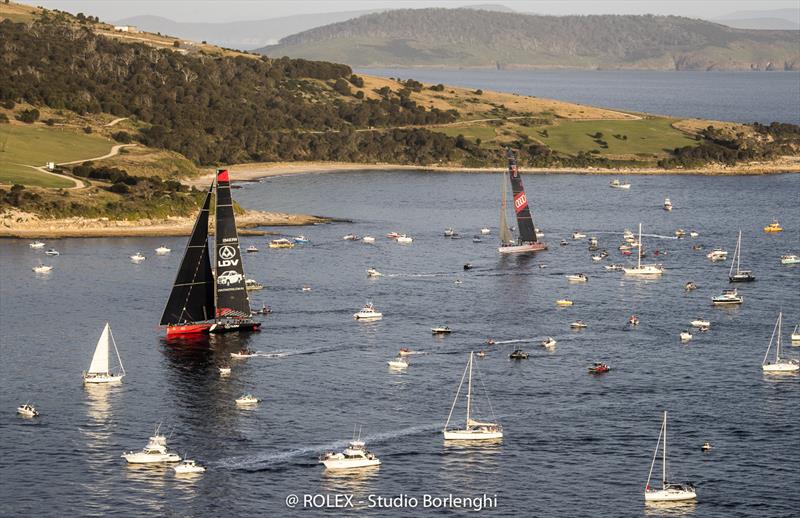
{"left": 122, "top": 429, "right": 182, "bottom": 464}
{"left": 362, "top": 236, "right": 376, "bottom": 243}
{"left": 706, "top": 249, "right": 728, "bottom": 261}
{"left": 173, "top": 459, "right": 206, "bottom": 474}
{"left": 712, "top": 288, "right": 743, "bottom": 306}
{"left": 354, "top": 303, "right": 382, "bottom": 320}
{"left": 780, "top": 254, "right": 800, "bottom": 265}
{"left": 480, "top": 227, "right": 491, "bottom": 234}
{"left": 366, "top": 268, "right": 382, "bottom": 277}
{"left": 570, "top": 320, "right": 588, "bottom": 329}
{"left": 679, "top": 330, "right": 693, "bottom": 342}
{"left": 387, "top": 357, "right": 409, "bottom": 369}
{"left": 541, "top": 337, "right": 557, "bottom": 348}
{"left": 245, "top": 278, "right": 264, "bottom": 291}
{"left": 130, "top": 252, "right": 146, "bottom": 263}
{"left": 235, "top": 394, "right": 260, "bottom": 406}
{"left": 44, "top": 248, "right": 60, "bottom": 256}
{"left": 444, "top": 352, "right": 503, "bottom": 441}
{"left": 663, "top": 198, "right": 673, "bottom": 211}
{"left": 690, "top": 319, "right": 711, "bottom": 328}
{"left": 566, "top": 273, "right": 588, "bottom": 282}
{"left": 29, "top": 241, "right": 45, "bottom": 249}
{"left": 609, "top": 179, "right": 631, "bottom": 189}
{"left": 320, "top": 439, "right": 381, "bottom": 470}
{"left": 431, "top": 326, "right": 452, "bottom": 334}
{"left": 17, "top": 403, "right": 39, "bottom": 418}
{"left": 218, "top": 366, "right": 231, "bottom": 376}
{"left": 572, "top": 232, "right": 587, "bottom": 240}
{"left": 155, "top": 245, "right": 171, "bottom": 255}
{"left": 762, "top": 313, "right": 799, "bottom": 374}
{"left": 396, "top": 234, "right": 413, "bottom": 244}
{"left": 32, "top": 263, "right": 53, "bottom": 273}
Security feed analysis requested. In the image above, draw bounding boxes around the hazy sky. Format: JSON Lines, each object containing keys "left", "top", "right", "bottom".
{"left": 32, "top": 0, "right": 800, "bottom": 23}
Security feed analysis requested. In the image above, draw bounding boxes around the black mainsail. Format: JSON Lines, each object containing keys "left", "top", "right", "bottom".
{"left": 213, "top": 169, "right": 253, "bottom": 319}
{"left": 160, "top": 185, "right": 215, "bottom": 327}
{"left": 506, "top": 148, "right": 537, "bottom": 245}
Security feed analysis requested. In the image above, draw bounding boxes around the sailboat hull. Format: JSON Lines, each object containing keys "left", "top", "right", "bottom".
{"left": 645, "top": 488, "right": 697, "bottom": 502}
{"left": 444, "top": 429, "right": 503, "bottom": 441}
{"left": 83, "top": 374, "right": 124, "bottom": 384}
{"left": 208, "top": 320, "right": 261, "bottom": 334}
{"left": 728, "top": 274, "right": 755, "bottom": 282}
{"left": 498, "top": 242, "right": 546, "bottom": 254}
{"left": 166, "top": 323, "right": 213, "bottom": 337}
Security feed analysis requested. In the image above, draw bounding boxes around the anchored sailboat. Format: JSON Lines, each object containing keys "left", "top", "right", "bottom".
{"left": 443, "top": 352, "right": 503, "bottom": 441}
{"left": 498, "top": 149, "right": 546, "bottom": 254}
{"left": 729, "top": 230, "right": 755, "bottom": 282}
{"left": 83, "top": 323, "right": 125, "bottom": 384}
{"left": 623, "top": 223, "right": 663, "bottom": 277}
{"left": 762, "top": 312, "right": 800, "bottom": 373}
{"left": 160, "top": 169, "right": 261, "bottom": 337}
{"left": 644, "top": 411, "right": 697, "bottom": 502}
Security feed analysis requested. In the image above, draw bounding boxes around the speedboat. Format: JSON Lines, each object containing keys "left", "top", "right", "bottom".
{"left": 387, "top": 357, "right": 409, "bottom": 369}
{"left": 253, "top": 304, "right": 271, "bottom": 315}
{"left": 629, "top": 315, "right": 640, "bottom": 326}
{"left": 245, "top": 278, "right": 264, "bottom": 291}
{"left": 246, "top": 245, "right": 259, "bottom": 253}
{"left": 780, "top": 254, "right": 800, "bottom": 265}
{"left": 386, "top": 232, "right": 401, "bottom": 239}
{"left": 230, "top": 348, "right": 257, "bottom": 358}
{"left": 588, "top": 236, "right": 598, "bottom": 247}
{"left": 396, "top": 234, "right": 413, "bottom": 244}
{"left": 218, "top": 366, "right": 231, "bottom": 376}
{"left": 559, "top": 239, "right": 568, "bottom": 246}
{"left": 362, "top": 236, "right": 375, "bottom": 243}
{"left": 354, "top": 303, "right": 382, "bottom": 320}
{"left": 684, "top": 281, "right": 698, "bottom": 292}
{"left": 605, "top": 264, "right": 623, "bottom": 271}
{"left": 588, "top": 362, "right": 610, "bottom": 374}
{"left": 680, "top": 330, "right": 693, "bottom": 342}
{"left": 343, "top": 234, "right": 361, "bottom": 241}
{"left": 485, "top": 338, "right": 496, "bottom": 345}
{"left": 591, "top": 254, "right": 604, "bottom": 262}
{"left": 674, "top": 229, "right": 686, "bottom": 238}
{"left": 712, "top": 288, "right": 743, "bottom": 305}
{"left": 566, "top": 273, "right": 588, "bottom": 283}
{"left": 431, "top": 326, "right": 452, "bottom": 334}
{"left": 293, "top": 235, "right": 310, "bottom": 243}
{"left": 130, "top": 252, "right": 146, "bottom": 263}
{"left": 480, "top": 228, "right": 491, "bottom": 235}
{"left": 235, "top": 394, "right": 260, "bottom": 406}
{"left": 570, "top": 320, "right": 588, "bottom": 329}
{"left": 398, "top": 348, "right": 416, "bottom": 357}
{"left": 541, "top": 337, "right": 557, "bottom": 348}
{"left": 477, "top": 350, "right": 486, "bottom": 358}
{"left": 702, "top": 442, "right": 712, "bottom": 452}
{"left": 690, "top": 319, "right": 711, "bottom": 328}
{"left": 269, "top": 238, "right": 294, "bottom": 249}
{"left": 609, "top": 179, "right": 631, "bottom": 189}
{"left": 623, "top": 229, "right": 635, "bottom": 242}
{"left": 572, "top": 231, "right": 587, "bottom": 240}
{"left": 556, "top": 299, "right": 574, "bottom": 307}
{"left": 17, "top": 403, "right": 38, "bottom": 418}
{"left": 32, "top": 264, "right": 53, "bottom": 273}
{"left": 690, "top": 231, "right": 699, "bottom": 238}
{"left": 320, "top": 439, "right": 381, "bottom": 470}
{"left": 29, "top": 241, "right": 45, "bottom": 249}
{"left": 473, "top": 236, "right": 483, "bottom": 243}
{"left": 463, "top": 263, "right": 473, "bottom": 270}
{"left": 173, "top": 459, "right": 206, "bottom": 474}
{"left": 122, "top": 429, "right": 182, "bottom": 464}
{"left": 366, "top": 268, "right": 382, "bottom": 277}
{"left": 618, "top": 244, "right": 631, "bottom": 251}
{"left": 692, "top": 244, "right": 704, "bottom": 251}
{"left": 301, "top": 285, "right": 312, "bottom": 292}
{"left": 763, "top": 219, "right": 783, "bottom": 233}
{"left": 155, "top": 245, "right": 171, "bottom": 255}
{"left": 509, "top": 349, "right": 529, "bottom": 360}
{"left": 706, "top": 249, "right": 728, "bottom": 261}
{"left": 663, "top": 198, "right": 673, "bottom": 211}
{"left": 444, "top": 228, "right": 456, "bottom": 237}
{"left": 44, "top": 248, "right": 59, "bottom": 256}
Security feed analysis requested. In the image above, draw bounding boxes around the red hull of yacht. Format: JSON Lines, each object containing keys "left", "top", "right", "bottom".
{"left": 165, "top": 323, "right": 213, "bottom": 337}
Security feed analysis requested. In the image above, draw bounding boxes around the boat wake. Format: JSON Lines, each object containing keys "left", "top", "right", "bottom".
{"left": 216, "top": 423, "right": 441, "bottom": 471}
{"left": 489, "top": 338, "right": 538, "bottom": 345}
{"left": 386, "top": 272, "right": 453, "bottom": 278}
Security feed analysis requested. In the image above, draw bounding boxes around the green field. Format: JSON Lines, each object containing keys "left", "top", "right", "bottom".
{"left": 0, "top": 124, "right": 114, "bottom": 187}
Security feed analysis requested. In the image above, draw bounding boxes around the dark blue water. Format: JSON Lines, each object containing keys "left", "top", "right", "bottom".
{"left": 357, "top": 68, "right": 800, "bottom": 125}
{"left": 1, "top": 172, "right": 799, "bottom": 516}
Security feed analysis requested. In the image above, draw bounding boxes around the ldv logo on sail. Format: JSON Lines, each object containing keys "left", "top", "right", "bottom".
{"left": 218, "top": 245, "right": 239, "bottom": 267}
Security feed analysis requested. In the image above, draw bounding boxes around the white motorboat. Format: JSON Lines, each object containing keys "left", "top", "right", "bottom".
{"left": 44, "top": 248, "right": 60, "bottom": 256}
{"left": 762, "top": 313, "right": 799, "bottom": 374}
{"left": 712, "top": 288, "right": 743, "bottom": 306}
{"left": 83, "top": 323, "right": 125, "bottom": 384}
{"left": 623, "top": 224, "right": 663, "bottom": 277}
{"left": 293, "top": 235, "right": 310, "bottom": 243}
{"left": 572, "top": 231, "right": 587, "bottom": 240}
{"left": 541, "top": 337, "right": 557, "bottom": 348}
{"left": 480, "top": 227, "right": 491, "bottom": 235}
{"left": 230, "top": 348, "right": 257, "bottom": 358}
{"left": 301, "top": 285, "right": 312, "bottom": 292}
{"left": 354, "top": 303, "right": 382, "bottom": 320}
{"left": 343, "top": 234, "right": 360, "bottom": 241}
{"left": 644, "top": 411, "right": 697, "bottom": 502}
{"left": 570, "top": 320, "right": 588, "bottom": 329}
{"left": 690, "top": 231, "right": 699, "bottom": 238}
{"left": 387, "top": 357, "right": 409, "bottom": 369}
{"left": 122, "top": 428, "right": 182, "bottom": 464}
{"left": 556, "top": 299, "right": 573, "bottom": 307}
{"left": 29, "top": 241, "right": 45, "bottom": 249}
{"left": 17, "top": 403, "right": 39, "bottom": 418}
{"left": 218, "top": 366, "right": 231, "bottom": 376}
{"left": 130, "top": 252, "right": 146, "bottom": 263}
{"left": 690, "top": 319, "right": 711, "bottom": 328}
{"left": 605, "top": 264, "right": 623, "bottom": 271}
{"left": 629, "top": 315, "right": 640, "bottom": 326}
{"left": 173, "top": 459, "right": 206, "bottom": 474}
{"left": 245, "top": 278, "right": 264, "bottom": 291}
{"left": 443, "top": 352, "right": 503, "bottom": 441}
{"left": 366, "top": 268, "right": 382, "bottom": 277}
{"left": 398, "top": 348, "right": 416, "bottom": 356}
{"left": 444, "top": 227, "right": 456, "bottom": 237}
{"left": 680, "top": 330, "right": 693, "bottom": 342}
{"left": 729, "top": 230, "right": 755, "bottom": 282}
{"left": 663, "top": 198, "right": 673, "bottom": 211}
{"left": 609, "top": 179, "right": 631, "bottom": 189}
{"left": 362, "top": 236, "right": 376, "bottom": 243}
{"left": 706, "top": 249, "right": 728, "bottom": 261}
{"left": 684, "top": 281, "right": 698, "bottom": 292}
{"left": 246, "top": 245, "right": 259, "bottom": 253}
{"left": 792, "top": 325, "right": 800, "bottom": 343}
{"left": 591, "top": 254, "right": 604, "bottom": 262}
{"left": 235, "top": 394, "right": 260, "bottom": 406}
{"left": 566, "top": 273, "right": 588, "bottom": 282}
{"left": 431, "top": 326, "right": 452, "bottom": 334}
{"left": 396, "top": 234, "right": 413, "bottom": 244}
{"left": 780, "top": 254, "right": 800, "bottom": 265}
{"left": 155, "top": 245, "right": 171, "bottom": 255}
{"left": 320, "top": 436, "right": 381, "bottom": 470}
{"left": 32, "top": 263, "right": 53, "bottom": 273}
{"left": 386, "top": 232, "right": 401, "bottom": 239}
{"left": 269, "top": 238, "right": 294, "bottom": 249}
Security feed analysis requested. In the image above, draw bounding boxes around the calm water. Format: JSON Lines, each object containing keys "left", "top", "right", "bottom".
{"left": 1, "top": 172, "right": 799, "bottom": 517}
{"left": 358, "top": 68, "right": 800, "bottom": 124}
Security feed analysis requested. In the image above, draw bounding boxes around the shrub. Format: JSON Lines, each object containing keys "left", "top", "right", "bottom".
{"left": 15, "top": 108, "right": 40, "bottom": 123}
{"left": 111, "top": 131, "right": 132, "bottom": 143}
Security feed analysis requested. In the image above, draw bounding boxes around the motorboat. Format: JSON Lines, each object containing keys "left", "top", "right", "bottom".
{"left": 269, "top": 238, "right": 294, "bottom": 249}
{"left": 591, "top": 254, "right": 604, "bottom": 262}
{"left": 29, "top": 241, "right": 45, "bottom": 249}
{"left": 588, "top": 236, "right": 599, "bottom": 247}
{"left": 618, "top": 244, "right": 631, "bottom": 251}
{"left": 155, "top": 245, "right": 171, "bottom": 255}
{"left": 566, "top": 273, "right": 588, "bottom": 283}
{"left": 629, "top": 315, "right": 640, "bottom": 326}
{"left": 366, "top": 268, "right": 382, "bottom": 277}
{"left": 663, "top": 198, "right": 673, "bottom": 211}
{"left": 763, "top": 219, "right": 783, "bottom": 233}
{"left": 301, "top": 285, "right": 312, "bottom": 292}
{"left": 320, "top": 438, "right": 381, "bottom": 470}
{"left": 680, "top": 330, "right": 693, "bottom": 342}
{"left": 674, "top": 229, "right": 686, "bottom": 238}
{"left": 623, "top": 224, "right": 664, "bottom": 277}
{"left": 485, "top": 338, "right": 496, "bottom": 345}
{"left": 762, "top": 313, "right": 799, "bottom": 373}
{"left": 83, "top": 323, "right": 125, "bottom": 384}
{"left": 572, "top": 232, "right": 587, "bottom": 240}
{"left": 45, "top": 248, "right": 59, "bottom": 256}
{"left": 644, "top": 411, "right": 697, "bottom": 502}
{"left": 701, "top": 442, "right": 712, "bottom": 452}
{"left": 387, "top": 357, "right": 409, "bottom": 369}
{"left": 623, "top": 229, "right": 635, "bottom": 242}
{"left": 292, "top": 235, "right": 310, "bottom": 243}
{"left": 570, "top": 320, "right": 588, "bottom": 329}
{"left": 230, "top": 348, "right": 257, "bottom": 358}
{"left": 480, "top": 228, "right": 491, "bottom": 235}
{"left": 398, "top": 348, "right": 416, "bottom": 357}
{"left": 386, "top": 232, "right": 401, "bottom": 239}
{"left": 463, "top": 263, "right": 473, "bottom": 270}
{"left": 556, "top": 299, "right": 574, "bottom": 307}
{"left": 605, "top": 264, "right": 623, "bottom": 271}
{"left": 692, "top": 244, "right": 703, "bottom": 251}
{"left": 690, "top": 231, "right": 699, "bottom": 238}
{"left": 477, "top": 350, "right": 486, "bottom": 358}
{"left": 443, "top": 352, "right": 503, "bottom": 441}
{"left": 218, "top": 366, "right": 231, "bottom": 376}
{"left": 253, "top": 304, "right": 271, "bottom": 315}
{"left": 245, "top": 278, "right": 264, "bottom": 291}
{"left": 130, "top": 252, "right": 146, "bottom": 263}
{"left": 431, "top": 326, "right": 452, "bottom": 334}
{"left": 609, "top": 179, "right": 631, "bottom": 189}
{"left": 684, "top": 281, "right": 697, "bottom": 292}
{"left": 588, "top": 362, "right": 610, "bottom": 374}
{"left": 173, "top": 459, "right": 206, "bottom": 474}
{"left": 32, "top": 264, "right": 53, "bottom": 273}
{"left": 343, "top": 234, "right": 360, "bottom": 241}
{"left": 509, "top": 349, "right": 529, "bottom": 360}
{"left": 729, "top": 230, "right": 755, "bottom": 282}
{"left": 235, "top": 394, "right": 260, "bottom": 406}
{"left": 122, "top": 428, "right": 182, "bottom": 464}
{"left": 396, "top": 234, "right": 413, "bottom": 244}
{"left": 535, "top": 228, "right": 545, "bottom": 238}
{"left": 354, "top": 303, "right": 382, "bottom": 320}
{"left": 559, "top": 239, "right": 568, "bottom": 246}
{"left": 17, "top": 403, "right": 38, "bottom": 418}
{"left": 541, "top": 337, "right": 557, "bottom": 348}
{"left": 473, "top": 236, "right": 483, "bottom": 243}
{"left": 690, "top": 319, "right": 711, "bottom": 328}
{"left": 780, "top": 254, "right": 800, "bottom": 265}
{"left": 444, "top": 228, "right": 456, "bottom": 237}
{"left": 246, "top": 245, "right": 259, "bottom": 253}
{"left": 712, "top": 288, "right": 743, "bottom": 306}
{"left": 706, "top": 249, "right": 728, "bottom": 261}
{"left": 362, "top": 236, "right": 375, "bottom": 243}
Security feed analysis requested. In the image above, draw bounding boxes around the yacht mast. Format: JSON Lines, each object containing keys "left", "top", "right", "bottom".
{"left": 637, "top": 223, "right": 643, "bottom": 269}
{"left": 662, "top": 411, "right": 667, "bottom": 488}
{"left": 465, "top": 352, "right": 473, "bottom": 428}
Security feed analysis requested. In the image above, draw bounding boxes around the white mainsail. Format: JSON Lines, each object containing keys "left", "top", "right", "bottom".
{"left": 499, "top": 173, "right": 514, "bottom": 245}
{"left": 88, "top": 323, "right": 124, "bottom": 375}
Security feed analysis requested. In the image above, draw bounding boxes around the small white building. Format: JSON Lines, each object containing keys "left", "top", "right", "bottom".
{"left": 46, "top": 162, "right": 55, "bottom": 171}
{"left": 113, "top": 25, "right": 137, "bottom": 33}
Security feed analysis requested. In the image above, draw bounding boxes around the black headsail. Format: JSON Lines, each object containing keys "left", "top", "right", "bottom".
{"left": 506, "top": 148, "right": 538, "bottom": 244}
{"left": 213, "top": 169, "right": 252, "bottom": 319}
{"left": 160, "top": 185, "right": 215, "bottom": 325}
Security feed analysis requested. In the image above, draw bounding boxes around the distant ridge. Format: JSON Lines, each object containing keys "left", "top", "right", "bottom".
{"left": 258, "top": 8, "right": 800, "bottom": 70}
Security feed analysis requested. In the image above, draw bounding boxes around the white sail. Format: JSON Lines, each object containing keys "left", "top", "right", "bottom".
{"left": 88, "top": 323, "right": 111, "bottom": 374}
{"left": 499, "top": 173, "right": 514, "bottom": 245}
{"left": 730, "top": 230, "right": 741, "bottom": 276}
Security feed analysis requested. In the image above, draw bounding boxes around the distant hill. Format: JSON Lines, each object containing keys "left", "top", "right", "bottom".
{"left": 258, "top": 9, "right": 800, "bottom": 70}
{"left": 712, "top": 8, "right": 800, "bottom": 30}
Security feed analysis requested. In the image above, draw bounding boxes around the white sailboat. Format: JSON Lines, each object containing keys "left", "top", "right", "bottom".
{"left": 762, "top": 313, "right": 800, "bottom": 373}
{"left": 644, "top": 411, "right": 697, "bottom": 502}
{"left": 83, "top": 323, "right": 125, "bottom": 384}
{"left": 623, "top": 223, "right": 663, "bottom": 277}
{"left": 728, "top": 230, "right": 755, "bottom": 282}
{"left": 443, "top": 352, "right": 503, "bottom": 441}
